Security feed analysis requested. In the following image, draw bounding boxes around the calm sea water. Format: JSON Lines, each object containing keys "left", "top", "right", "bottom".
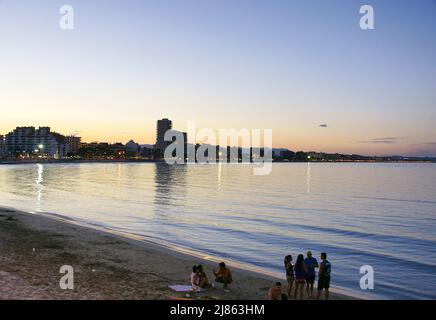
{"left": 0, "top": 162, "right": 435, "bottom": 299}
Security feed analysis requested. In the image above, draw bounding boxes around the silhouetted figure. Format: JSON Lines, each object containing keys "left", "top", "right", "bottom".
{"left": 294, "top": 254, "right": 308, "bottom": 299}
{"left": 213, "top": 262, "right": 233, "bottom": 292}
{"left": 316, "top": 252, "right": 332, "bottom": 300}
{"left": 284, "top": 255, "right": 294, "bottom": 298}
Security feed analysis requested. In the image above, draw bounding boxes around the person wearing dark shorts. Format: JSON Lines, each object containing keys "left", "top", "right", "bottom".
{"left": 293, "top": 254, "right": 307, "bottom": 300}
{"left": 304, "top": 251, "right": 318, "bottom": 298}
{"left": 318, "top": 275, "right": 330, "bottom": 291}
{"left": 316, "top": 252, "right": 331, "bottom": 300}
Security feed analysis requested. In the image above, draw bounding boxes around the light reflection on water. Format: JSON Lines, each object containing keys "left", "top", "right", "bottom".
{"left": 306, "top": 162, "right": 311, "bottom": 193}
{"left": 0, "top": 162, "right": 435, "bottom": 299}
{"left": 35, "top": 164, "right": 43, "bottom": 212}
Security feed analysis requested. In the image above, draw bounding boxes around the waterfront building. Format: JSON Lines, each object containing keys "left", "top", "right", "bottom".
{"left": 66, "top": 136, "right": 82, "bottom": 155}
{"left": 140, "top": 145, "right": 154, "bottom": 158}
{"left": 0, "top": 135, "right": 5, "bottom": 157}
{"left": 79, "top": 142, "right": 126, "bottom": 159}
{"left": 5, "top": 126, "right": 70, "bottom": 159}
{"left": 126, "top": 140, "right": 140, "bottom": 157}
{"left": 155, "top": 118, "right": 172, "bottom": 157}
{"left": 169, "top": 131, "right": 187, "bottom": 161}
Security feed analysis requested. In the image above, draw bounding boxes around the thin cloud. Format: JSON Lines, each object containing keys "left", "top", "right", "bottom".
{"left": 360, "top": 137, "right": 400, "bottom": 144}
{"left": 318, "top": 124, "right": 328, "bottom": 128}
{"left": 415, "top": 142, "right": 436, "bottom": 145}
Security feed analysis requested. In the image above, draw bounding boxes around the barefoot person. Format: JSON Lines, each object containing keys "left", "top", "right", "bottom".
{"left": 213, "top": 262, "right": 233, "bottom": 292}
{"left": 316, "top": 252, "right": 332, "bottom": 300}
{"left": 197, "top": 265, "right": 211, "bottom": 289}
{"left": 304, "top": 251, "right": 318, "bottom": 298}
{"left": 284, "top": 255, "right": 294, "bottom": 298}
{"left": 268, "top": 282, "right": 287, "bottom": 300}
{"left": 294, "top": 254, "right": 307, "bottom": 300}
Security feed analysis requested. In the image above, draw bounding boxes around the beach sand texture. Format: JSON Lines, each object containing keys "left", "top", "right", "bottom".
{"left": 0, "top": 208, "right": 350, "bottom": 300}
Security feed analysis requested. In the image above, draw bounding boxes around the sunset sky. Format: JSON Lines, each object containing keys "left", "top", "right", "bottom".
{"left": 0, "top": 0, "right": 435, "bottom": 156}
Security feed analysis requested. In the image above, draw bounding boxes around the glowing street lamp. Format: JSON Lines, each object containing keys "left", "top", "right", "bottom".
{"left": 38, "top": 144, "right": 44, "bottom": 149}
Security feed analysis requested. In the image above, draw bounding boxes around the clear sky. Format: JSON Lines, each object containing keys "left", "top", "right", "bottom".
{"left": 0, "top": 0, "right": 435, "bottom": 156}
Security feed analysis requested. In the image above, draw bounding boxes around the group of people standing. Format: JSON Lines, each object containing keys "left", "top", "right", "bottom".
{"left": 189, "top": 252, "right": 331, "bottom": 300}
{"left": 269, "top": 251, "right": 331, "bottom": 300}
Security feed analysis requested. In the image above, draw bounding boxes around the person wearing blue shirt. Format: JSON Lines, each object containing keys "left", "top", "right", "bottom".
{"left": 304, "top": 251, "right": 319, "bottom": 298}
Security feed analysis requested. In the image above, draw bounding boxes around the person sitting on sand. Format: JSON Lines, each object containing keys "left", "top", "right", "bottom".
{"left": 304, "top": 251, "right": 319, "bottom": 298}
{"left": 294, "top": 254, "right": 308, "bottom": 300}
{"left": 213, "top": 262, "right": 233, "bottom": 292}
{"left": 190, "top": 265, "right": 201, "bottom": 291}
{"left": 268, "top": 282, "right": 287, "bottom": 300}
{"left": 284, "top": 255, "right": 294, "bottom": 298}
{"left": 197, "top": 265, "right": 212, "bottom": 289}
{"left": 316, "top": 252, "right": 332, "bottom": 300}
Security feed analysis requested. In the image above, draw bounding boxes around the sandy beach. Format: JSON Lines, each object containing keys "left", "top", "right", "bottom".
{"left": 0, "top": 207, "right": 352, "bottom": 300}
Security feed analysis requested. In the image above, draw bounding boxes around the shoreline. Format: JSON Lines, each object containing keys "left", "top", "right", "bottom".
{"left": 0, "top": 206, "right": 361, "bottom": 300}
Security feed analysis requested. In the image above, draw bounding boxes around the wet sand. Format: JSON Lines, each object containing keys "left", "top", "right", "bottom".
{"left": 0, "top": 207, "right": 353, "bottom": 300}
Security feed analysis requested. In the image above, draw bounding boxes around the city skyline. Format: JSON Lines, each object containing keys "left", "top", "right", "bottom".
{"left": 1, "top": 0, "right": 435, "bottom": 156}
{"left": 2, "top": 122, "right": 436, "bottom": 160}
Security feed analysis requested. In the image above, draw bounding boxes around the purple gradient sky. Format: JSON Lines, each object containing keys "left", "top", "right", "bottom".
{"left": 0, "top": 0, "right": 435, "bottom": 156}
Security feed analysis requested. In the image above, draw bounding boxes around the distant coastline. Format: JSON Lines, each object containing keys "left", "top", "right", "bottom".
{"left": 1, "top": 159, "right": 435, "bottom": 165}
{"left": 2, "top": 125, "right": 435, "bottom": 165}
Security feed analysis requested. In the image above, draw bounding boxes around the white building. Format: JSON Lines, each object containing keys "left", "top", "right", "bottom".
{"left": 5, "top": 126, "right": 70, "bottom": 159}
{"left": 126, "top": 140, "right": 140, "bottom": 156}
